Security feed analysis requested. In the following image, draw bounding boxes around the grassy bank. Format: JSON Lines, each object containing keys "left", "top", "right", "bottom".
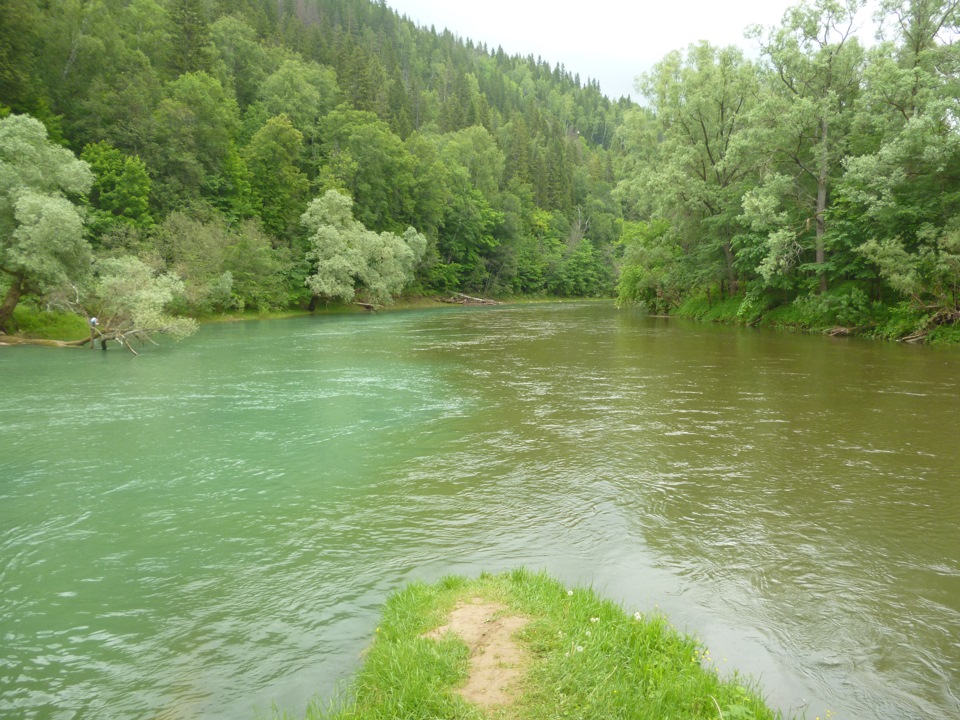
{"left": 292, "top": 569, "right": 782, "bottom": 720}
{"left": 673, "top": 289, "right": 960, "bottom": 345}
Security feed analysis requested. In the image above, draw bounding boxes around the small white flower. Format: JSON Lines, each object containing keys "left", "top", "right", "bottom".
{"left": 634, "top": 612, "right": 642, "bottom": 621}
{"left": 585, "top": 630, "right": 591, "bottom": 637}
{"left": 575, "top": 645, "right": 584, "bottom": 652}
{"left": 590, "top": 617, "right": 599, "bottom": 623}
{"left": 567, "top": 590, "right": 573, "bottom": 596}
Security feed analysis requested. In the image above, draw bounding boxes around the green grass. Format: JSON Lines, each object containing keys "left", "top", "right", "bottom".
{"left": 292, "top": 569, "right": 783, "bottom": 720}
{"left": 9, "top": 306, "right": 90, "bottom": 340}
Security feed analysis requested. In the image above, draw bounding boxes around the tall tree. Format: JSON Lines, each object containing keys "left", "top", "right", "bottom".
{"left": 167, "top": 0, "right": 212, "bottom": 76}
{"left": 244, "top": 114, "right": 309, "bottom": 238}
{"left": 0, "top": 0, "right": 40, "bottom": 114}
{"left": 151, "top": 71, "right": 240, "bottom": 210}
{"left": 622, "top": 42, "right": 761, "bottom": 296}
{"left": 746, "top": 0, "right": 866, "bottom": 293}
{"left": 836, "top": 0, "right": 960, "bottom": 331}
{"left": 317, "top": 106, "right": 418, "bottom": 232}
{"left": 81, "top": 141, "right": 153, "bottom": 236}
{"left": 0, "top": 115, "right": 94, "bottom": 332}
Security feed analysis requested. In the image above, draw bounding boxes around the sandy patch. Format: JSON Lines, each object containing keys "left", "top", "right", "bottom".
{"left": 424, "top": 599, "right": 529, "bottom": 708}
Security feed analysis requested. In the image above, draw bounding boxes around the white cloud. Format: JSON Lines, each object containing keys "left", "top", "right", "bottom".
{"left": 386, "top": 0, "right": 810, "bottom": 99}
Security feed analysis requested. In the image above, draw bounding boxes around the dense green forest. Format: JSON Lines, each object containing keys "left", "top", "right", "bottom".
{"left": 618, "top": 0, "right": 960, "bottom": 342}
{"left": 1, "top": 0, "right": 959, "bottom": 342}
{"left": 0, "top": 0, "right": 628, "bottom": 340}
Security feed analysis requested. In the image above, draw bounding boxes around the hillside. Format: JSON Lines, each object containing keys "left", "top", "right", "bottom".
{"left": 1, "top": 0, "right": 631, "bottom": 328}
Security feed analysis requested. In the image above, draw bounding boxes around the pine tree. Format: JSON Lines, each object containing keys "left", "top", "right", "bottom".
{"left": 168, "top": 0, "right": 212, "bottom": 76}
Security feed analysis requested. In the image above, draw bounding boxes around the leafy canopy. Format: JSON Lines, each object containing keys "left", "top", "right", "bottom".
{"left": 303, "top": 190, "right": 426, "bottom": 305}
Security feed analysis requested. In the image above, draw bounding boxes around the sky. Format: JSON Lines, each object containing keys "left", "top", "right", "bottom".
{"left": 384, "top": 0, "right": 812, "bottom": 100}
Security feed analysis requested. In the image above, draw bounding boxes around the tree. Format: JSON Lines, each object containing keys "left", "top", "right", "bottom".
{"left": 244, "top": 114, "right": 309, "bottom": 237}
{"left": 746, "top": 0, "right": 866, "bottom": 293}
{"left": 210, "top": 15, "right": 270, "bottom": 110}
{"left": 257, "top": 58, "right": 339, "bottom": 139}
{"left": 316, "top": 106, "right": 418, "bottom": 232}
{"left": 623, "top": 43, "right": 760, "bottom": 296}
{"left": 222, "top": 220, "right": 293, "bottom": 311}
{"left": 84, "top": 255, "right": 198, "bottom": 353}
{"left": 0, "top": 114, "right": 93, "bottom": 333}
{"left": 151, "top": 71, "right": 240, "bottom": 210}
{"left": 834, "top": 0, "right": 960, "bottom": 331}
{"left": 859, "top": 221, "right": 960, "bottom": 333}
{"left": 0, "top": 0, "right": 40, "bottom": 114}
{"left": 302, "top": 190, "right": 426, "bottom": 306}
{"left": 167, "top": 0, "right": 212, "bottom": 76}
{"left": 617, "top": 219, "right": 688, "bottom": 312}
{"left": 81, "top": 141, "right": 153, "bottom": 236}
{"left": 153, "top": 211, "right": 235, "bottom": 312}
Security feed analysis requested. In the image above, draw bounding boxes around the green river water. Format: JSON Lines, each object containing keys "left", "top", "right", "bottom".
{"left": 1, "top": 302, "right": 958, "bottom": 719}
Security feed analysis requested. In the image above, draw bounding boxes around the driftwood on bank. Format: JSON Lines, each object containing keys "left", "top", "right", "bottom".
{"left": 898, "top": 309, "right": 960, "bottom": 343}
{"left": 438, "top": 293, "right": 501, "bottom": 306}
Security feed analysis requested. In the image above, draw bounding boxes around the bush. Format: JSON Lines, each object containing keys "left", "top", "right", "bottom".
{"left": 10, "top": 305, "right": 89, "bottom": 340}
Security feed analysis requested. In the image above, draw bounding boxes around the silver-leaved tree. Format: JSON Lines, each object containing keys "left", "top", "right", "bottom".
{"left": 0, "top": 114, "right": 94, "bottom": 333}
{"left": 302, "top": 189, "right": 426, "bottom": 306}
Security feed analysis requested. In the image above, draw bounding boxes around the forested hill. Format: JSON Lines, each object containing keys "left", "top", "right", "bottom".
{"left": 4, "top": 0, "right": 959, "bottom": 344}
{"left": 1, "top": 0, "right": 632, "bottom": 329}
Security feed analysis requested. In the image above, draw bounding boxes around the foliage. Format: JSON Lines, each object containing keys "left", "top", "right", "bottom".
{"left": 11, "top": 304, "right": 89, "bottom": 340}
{"left": 245, "top": 114, "right": 309, "bottom": 237}
{"left": 0, "top": 114, "right": 93, "bottom": 332}
{"left": 612, "top": 0, "right": 960, "bottom": 341}
{"left": 302, "top": 190, "right": 427, "bottom": 305}
{"left": 617, "top": 220, "right": 687, "bottom": 312}
{"left": 4, "top": 0, "right": 960, "bottom": 338}
{"left": 0, "top": 0, "right": 634, "bottom": 314}
{"left": 81, "top": 141, "right": 153, "bottom": 235}
{"left": 153, "top": 212, "right": 292, "bottom": 314}
{"left": 88, "top": 255, "right": 198, "bottom": 343}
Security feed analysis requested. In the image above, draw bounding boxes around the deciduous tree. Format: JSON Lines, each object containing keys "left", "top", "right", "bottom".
{"left": 0, "top": 115, "right": 93, "bottom": 332}
{"left": 302, "top": 190, "right": 426, "bottom": 305}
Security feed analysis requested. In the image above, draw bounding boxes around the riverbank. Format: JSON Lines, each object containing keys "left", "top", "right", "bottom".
{"left": 671, "top": 292, "right": 960, "bottom": 345}
{"left": 2, "top": 294, "right": 579, "bottom": 343}
{"left": 293, "top": 569, "right": 781, "bottom": 720}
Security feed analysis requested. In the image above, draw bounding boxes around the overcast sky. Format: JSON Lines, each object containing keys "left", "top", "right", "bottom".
{"left": 384, "top": 0, "right": 882, "bottom": 101}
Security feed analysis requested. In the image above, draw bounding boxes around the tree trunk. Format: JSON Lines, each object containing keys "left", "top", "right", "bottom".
{"left": 816, "top": 117, "right": 829, "bottom": 295}
{"left": 722, "top": 238, "right": 739, "bottom": 297}
{"left": 0, "top": 275, "right": 24, "bottom": 334}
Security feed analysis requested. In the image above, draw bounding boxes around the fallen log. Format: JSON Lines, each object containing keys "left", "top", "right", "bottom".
{"left": 438, "top": 292, "right": 500, "bottom": 306}
{"left": 0, "top": 334, "right": 90, "bottom": 348}
{"left": 1, "top": 327, "right": 156, "bottom": 354}
{"left": 900, "top": 331, "right": 928, "bottom": 344}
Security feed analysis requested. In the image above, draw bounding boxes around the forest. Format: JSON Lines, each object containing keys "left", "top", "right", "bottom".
{"left": 1, "top": 0, "right": 958, "bottom": 342}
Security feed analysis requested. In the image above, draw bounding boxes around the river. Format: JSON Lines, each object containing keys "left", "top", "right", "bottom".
{"left": 1, "top": 302, "right": 958, "bottom": 719}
